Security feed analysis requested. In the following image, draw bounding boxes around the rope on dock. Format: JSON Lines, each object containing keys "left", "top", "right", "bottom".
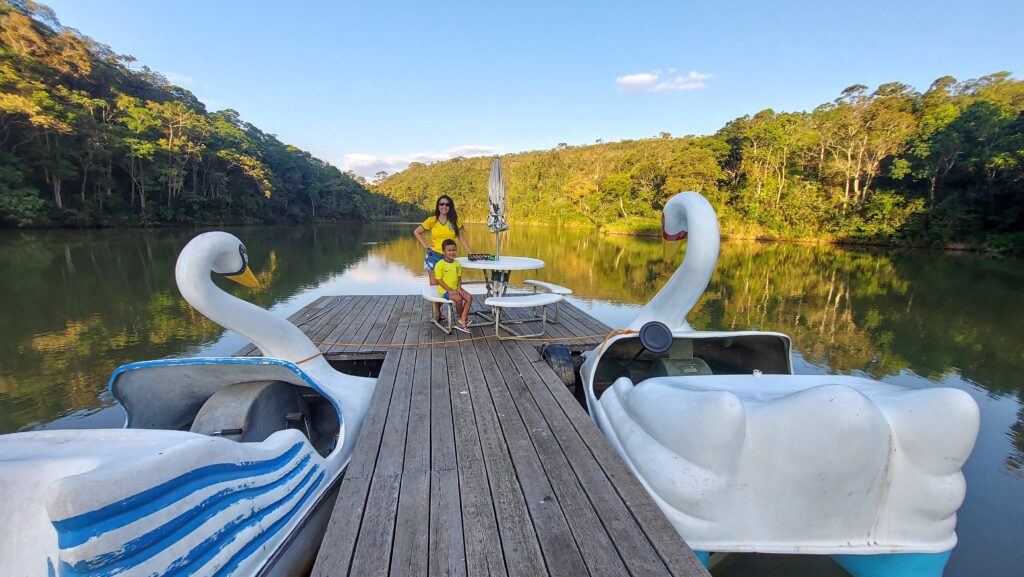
{"left": 315, "top": 332, "right": 609, "bottom": 348}
{"left": 293, "top": 330, "right": 642, "bottom": 364}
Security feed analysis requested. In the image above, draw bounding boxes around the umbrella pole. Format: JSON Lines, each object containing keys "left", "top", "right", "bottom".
{"left": 495, "top": 231, "right": 501, "bottom": 258}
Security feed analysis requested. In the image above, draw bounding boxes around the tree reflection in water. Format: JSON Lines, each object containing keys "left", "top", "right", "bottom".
{"left": 1, "top": 222, "right": 1021, "bottom": 575}
{"left": 2, "top": 224, "right": 1022, "bottom": 473}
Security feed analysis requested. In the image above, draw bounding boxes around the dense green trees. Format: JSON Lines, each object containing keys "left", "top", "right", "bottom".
{"left": 2, "top": 2, "right": 1021, "bottom": 253}
{"left": 376, "top": 75, "right": 1024, "bottom": 253}
{"left": 0, "top": 1, "right": 410, "bottom": 227}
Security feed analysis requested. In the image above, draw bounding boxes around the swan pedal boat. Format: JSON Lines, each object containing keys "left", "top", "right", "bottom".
{"left": 579, "top": 192, "right": 980, "bottom": 577}
{"left": 0, "top": 232, "right": 375, "bottom": 577}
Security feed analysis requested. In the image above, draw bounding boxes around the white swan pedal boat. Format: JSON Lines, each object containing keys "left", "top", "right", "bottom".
{"left": 0, "top": 232, "right": 375, "bottom": 577}
{"left": 579, "top": 192, "right": 980, "bottom": 577}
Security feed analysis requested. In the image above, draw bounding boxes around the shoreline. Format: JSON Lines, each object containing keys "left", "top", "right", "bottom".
{"left": 1, "top": 219, "right": 1013, "bottom": 256}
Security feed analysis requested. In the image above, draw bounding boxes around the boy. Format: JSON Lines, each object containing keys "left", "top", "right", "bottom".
{"left": 434, "top": 239, "right": 473, "bottom": 333}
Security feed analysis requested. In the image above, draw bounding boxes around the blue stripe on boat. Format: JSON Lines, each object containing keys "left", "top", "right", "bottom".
{"left": 162, "top": 468, "right": 324, "bottom": 577}
{"left": 59, "top": 467, "right": 323, "bottom": 577}
{"left": 61, "top": 456, "right": 315, "bottom": 574}
{"left": 54, "top": 442, "right": 306, "bottom": 548}
{"left": 211, "top": 470, "right": 326, "bottom": 577}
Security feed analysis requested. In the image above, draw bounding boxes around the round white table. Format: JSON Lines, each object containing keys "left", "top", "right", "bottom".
{"left": 456, "top": 256, "right": 544, "bottom": 297}
{"left": 456, "top": 255, "right": 546, "bottom": 330}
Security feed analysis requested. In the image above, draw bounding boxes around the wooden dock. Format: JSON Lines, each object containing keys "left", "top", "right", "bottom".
{"left": 240, "top": 295, "right": 708, "bottom": 577}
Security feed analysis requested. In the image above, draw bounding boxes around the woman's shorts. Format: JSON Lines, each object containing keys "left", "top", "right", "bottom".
{"left": 423, "top": 249, "right": 444, "bottom": 274}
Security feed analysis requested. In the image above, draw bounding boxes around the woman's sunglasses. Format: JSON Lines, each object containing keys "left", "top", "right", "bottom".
{"left": 438, "top": 202, "right": 450, "bottom": 207}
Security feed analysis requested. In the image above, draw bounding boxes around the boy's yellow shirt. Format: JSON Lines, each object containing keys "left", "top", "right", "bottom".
{"left": 434, "top": 258, "right": 461, "bottom": 296}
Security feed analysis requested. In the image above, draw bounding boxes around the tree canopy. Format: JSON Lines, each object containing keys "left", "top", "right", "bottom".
{"left": 0, "top": 0, "right": 414, "bottom": 227}
{"left": 3, "top": 1, "right": 1022, "bottom": 253}
{"left": 375, "top": 75, "right": 1024, "bottom": 253}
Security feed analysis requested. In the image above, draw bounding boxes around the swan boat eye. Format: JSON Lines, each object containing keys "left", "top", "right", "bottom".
{"left": 229, "top": 244, "right": 249, "bottom": 276}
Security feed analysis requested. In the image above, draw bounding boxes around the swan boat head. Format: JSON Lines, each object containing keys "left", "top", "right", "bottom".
{"left": 581, "top": 191, "right": 794, "bottom": 410}
{"left": 578, "top": 192, "right": 980, "bottom": 573}
{"left": 0, "top": 231, "right": 376, "bottom": 576}
{"left": 123, "top": 230, "right": 378, "bottom": 462}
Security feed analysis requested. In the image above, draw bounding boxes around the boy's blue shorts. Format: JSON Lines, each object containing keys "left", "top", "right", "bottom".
{"left": 424, "top": 249, "right": 443, "bottom": 273}
{"left": 442, "top": 291, "right": 451, "bottom": 300}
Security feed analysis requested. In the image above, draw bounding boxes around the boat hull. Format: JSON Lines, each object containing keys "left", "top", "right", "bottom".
{"left": 586, "top": 373, "right": 978, "bottom": 577}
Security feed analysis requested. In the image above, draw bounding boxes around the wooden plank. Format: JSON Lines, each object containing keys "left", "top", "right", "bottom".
{"left": 358, "top": 295, "right": 400, "bottom": 353}
{"left": 303, "top": 296, "right": 364, "bottom": 352}
{"left": 508, "top": 339, "right": 709, "bottom": 577}
{"left": 349, "top": 295, "right": 397, "bottom": 351}
{"left": 446, "top": 326, "right": 506, "bottom": 577}
{"left": 428, "top": 320, "right": 465, "bottom": 577}
{"left": 316, "top": 295, "right": 374, "bottom": 350}
{"left": 459, "top": 331, "right": 547, "bottom": 577}
{"left": 235, "top": 295, "right": 349, "bottom": 357}
{"left": 483, "top": 335, "right": 636, "bottom": 577}
{"left": 230, "top": 299, "right": 322, "bottom": 356}
{"left": 390, "top": 303, "right": 434, "bottom": 576}
{"left": 312, "top": 294, "right": 705, "bottom": 577}
{"left": 295, "top": 296, "right": 341, "bottom": 328}
{"left": 474, "top": 336, "right": 589, "bottom": 577}
{"left": 311, "top": 296, "right": 420, "bottom": 577}
{"left": 562, "top": 301, "right": 611, "bottom": 339}
{"left": 503, "top": 339, "right": 680, "bottom": 577}
{"left": 346, "top": 297, "right": 425, "bottom": 576}
{"left": 339, "top": 295, "right": 400, "bottom": 360}
{"left": 538, "top": 300, "right": 600, "bottom": 345}
{"left": 320, "top": 295, "right": 379, "bottom": 356}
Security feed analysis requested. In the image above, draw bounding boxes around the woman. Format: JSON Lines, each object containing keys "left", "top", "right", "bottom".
{"left": 414, "top": 195, "right": 474, "bottom": 321}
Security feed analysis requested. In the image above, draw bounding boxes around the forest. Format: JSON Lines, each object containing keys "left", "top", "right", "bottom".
{"left": 0, "top": 1, "right": 412, "bottom": 228}
{"left": 375, "top": 78, "right": 1024, "bottom": 254}
{"left": 2, "top": 1, "right": 1022, "bottom": 254}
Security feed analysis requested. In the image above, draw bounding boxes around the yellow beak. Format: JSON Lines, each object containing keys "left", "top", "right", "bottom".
{"left": 226, "top": 267, "right": 260, "bottom": 289}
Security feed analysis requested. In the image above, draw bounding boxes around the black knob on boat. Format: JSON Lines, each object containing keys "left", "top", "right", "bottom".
{"left": 639, "top": 321, "right": 673, "bottom": 354}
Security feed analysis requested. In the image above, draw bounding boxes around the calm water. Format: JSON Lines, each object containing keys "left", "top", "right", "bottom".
{"left": 1, "top": 223, "right": 1021, "bottom": 576}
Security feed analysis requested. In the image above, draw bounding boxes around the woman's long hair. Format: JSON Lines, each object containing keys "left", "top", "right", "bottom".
{"left": 434, "top": 195, "right": 461, "bottom": 231}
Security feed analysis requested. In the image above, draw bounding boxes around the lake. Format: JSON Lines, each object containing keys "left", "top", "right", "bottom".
{"left": 0, "top": 222, "right": 1021, "bottom": 576}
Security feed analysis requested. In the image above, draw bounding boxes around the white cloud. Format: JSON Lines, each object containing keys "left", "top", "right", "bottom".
{"left": 616, "top": 70, "right": 711, "bottom": 94}
{"left": 615, "top": 72, "right": 659, "bottom": 93}
{"left": 163, "top": 71, "right": 194, "bottom": 85}
{"left": 339, "top": 145, "right": 500, "bottom": 181}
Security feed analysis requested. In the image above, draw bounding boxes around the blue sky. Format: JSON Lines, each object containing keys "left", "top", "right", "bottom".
{"left": 45, "top": 0, "right": 1024, "bottom": 179}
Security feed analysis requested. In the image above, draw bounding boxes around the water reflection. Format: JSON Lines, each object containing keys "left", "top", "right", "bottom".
{"left": 0, "top": 223, "right": 1021, "bottom": 575}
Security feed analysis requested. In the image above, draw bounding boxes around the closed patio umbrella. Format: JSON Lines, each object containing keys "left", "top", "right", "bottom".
{"left": 486, "top": 156, "right": 508, "bottom": 256}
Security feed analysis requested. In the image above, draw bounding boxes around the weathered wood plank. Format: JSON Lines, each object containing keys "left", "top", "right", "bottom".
{"left": 474, "top": 336, "right": 589, "bottom": 577}
{"left": 311, "top": 296, "right": 420, "bottom": 577}
{"left": 428, "top": 320, "right": 466, "bottom": 577}
{"left": 562, "top": 300, "right": 612, "bottom": 339}
{"left": 390, "top": 304, "right": 434, "bottom": 576}
{"left": 345, "top": 294, "right": 397, "bottom": 353}
{"left": 508, "top": 337, "right": 709, "bottom": 577}
{"left": 346, "top": 298, "right": 425, "bottom": 576}
{"left": 302, "top": 296, "right": 364, "bottom": 353}
{"left": 482, "top": 335, "right": 633, "bottom": 577}
{"left": 460, "top": 332, "right": 547, "bottom": 577}
{"left": 446, "top": 326, "right": 506, "bottom": 577}
{"left": 320, "top": 295, "right": 380, "bottom": 356}
{"left": 358, "top": 294, "right": 401, "bottom": 353}
{"left": 502, "top": 339, "right": 678, "bottom": 577}
{"left": 309, "top": 294, "right": 706, "bottom": 577}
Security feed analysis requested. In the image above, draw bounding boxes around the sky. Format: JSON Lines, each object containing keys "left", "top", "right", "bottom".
{"left": 43, "top": 0, "right": 1024, "bottom": 180}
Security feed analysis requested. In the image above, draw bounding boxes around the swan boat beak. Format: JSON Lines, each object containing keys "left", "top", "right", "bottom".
{"left": 226, "top": 266, "right": 260, "bottom": 288}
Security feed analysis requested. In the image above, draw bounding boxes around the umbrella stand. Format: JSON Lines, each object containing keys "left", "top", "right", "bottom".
{"left": 485, "top": 156, "right": 509, "bottom": 296}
